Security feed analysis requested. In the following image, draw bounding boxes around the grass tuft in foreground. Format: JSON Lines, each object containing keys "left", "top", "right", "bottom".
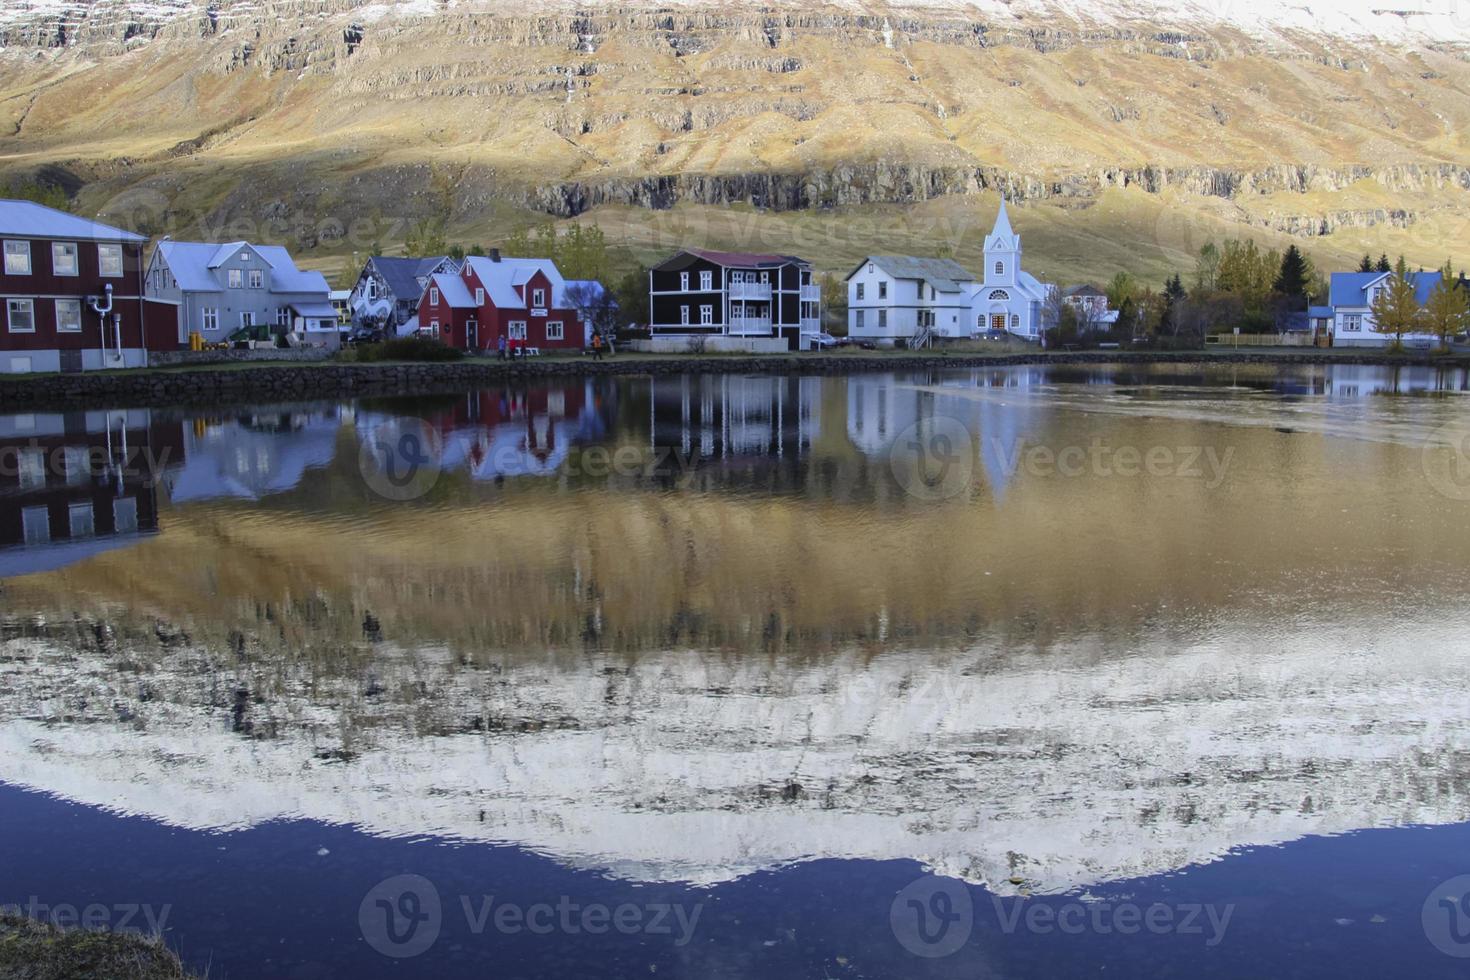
{"left": 0, "top": 913, "right": 201, "bottom": 980}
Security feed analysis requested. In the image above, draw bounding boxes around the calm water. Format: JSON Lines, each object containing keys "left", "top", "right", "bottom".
{"left": 3, "top": 362, "right": 1470, "bottom": 978}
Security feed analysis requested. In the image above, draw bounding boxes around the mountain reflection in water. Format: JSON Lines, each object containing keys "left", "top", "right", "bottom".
{"left": 2, "top": 362, "right": 1469, "bottom": 908}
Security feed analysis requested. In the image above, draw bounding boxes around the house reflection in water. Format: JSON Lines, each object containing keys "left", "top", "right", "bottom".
{"left": 0, "top": 409, "right": 184, "bottom": 577}
{"left": 649, "top": 375, "right": 820, "bottom": 488}
{"left": 163, "top": 409, "right": 342, "bottom": 502}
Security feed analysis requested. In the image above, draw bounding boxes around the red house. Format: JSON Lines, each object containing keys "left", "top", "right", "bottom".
{"left": 416, "top": 250, "right": 588, "bottom": 352}
{"left": 1, "top": 199, "right": 179, "bottom": 373}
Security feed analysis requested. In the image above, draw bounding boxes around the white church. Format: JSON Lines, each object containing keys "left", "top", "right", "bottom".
{"left": 844, "top": 197, "right": 1057, "bottom": 345}
{"left": 968, "top": 197, "right": 1056, "bottom": 339}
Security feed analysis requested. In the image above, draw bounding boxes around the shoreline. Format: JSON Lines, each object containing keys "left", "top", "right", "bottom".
{"left": 2, "top": 349, "right": 1468, "bottom": 410}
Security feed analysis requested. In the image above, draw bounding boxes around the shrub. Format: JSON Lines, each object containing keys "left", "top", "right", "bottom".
{"left": 356, "top": 336, "right": 463, "bottom": 363}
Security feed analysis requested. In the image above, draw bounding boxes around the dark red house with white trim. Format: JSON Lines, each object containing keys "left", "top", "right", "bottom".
{"left": 416, "top": 251, "right": 589, "bottom": 352}
{"left": 1, "top": 199, "right": 179, "bottom": 373}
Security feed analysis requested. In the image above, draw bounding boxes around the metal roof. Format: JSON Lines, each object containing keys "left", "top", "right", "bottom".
{"left": 0, "top": 199, "right": 145, "bottom": 243}
{"left": 849, "top": 255, "right": 976, "bottom": 292}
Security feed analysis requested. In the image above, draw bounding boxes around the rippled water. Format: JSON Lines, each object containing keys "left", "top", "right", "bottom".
{"left": 3, "top": 362, "right": 1470, "bottom": 978}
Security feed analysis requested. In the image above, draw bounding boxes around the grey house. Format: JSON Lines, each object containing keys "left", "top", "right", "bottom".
{"left": 144, "top": 241, "right": 335, "bottom": 346}
{"left": 347, "top": 255, "right": 458, "bottom": 334}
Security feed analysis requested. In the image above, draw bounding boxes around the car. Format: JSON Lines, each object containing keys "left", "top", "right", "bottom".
{"left": 982, "top": 329, "right": 1010, "bottom": 342}
{"left": 812, "top": 332, "right": 839, "bottom": 350}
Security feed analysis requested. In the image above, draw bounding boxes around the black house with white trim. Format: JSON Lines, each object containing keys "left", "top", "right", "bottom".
{"left": 647, "top": 248, "right": 820, "bottom": 351}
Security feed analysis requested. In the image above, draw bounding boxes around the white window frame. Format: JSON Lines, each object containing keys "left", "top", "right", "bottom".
{"left": 856, "top": 283, "right": 865, "bottom": 301}
{"left": 54, "top": 298, "right": 82, "bottom": 333}
{"left": 52, "top": 241, "right": 79, "bottom": 277}
{"left": 731, "top": 271, "right": 744, "bottom": 284}
{"left": 700, "top": 305, "right": 713, "bottom": 325}
{"left": 202, "top": 307, "right": 219, "bottom": 332}
{"left": 680, "top": 272, "right": 690, "bottom": 291}
{"left": 680, "top": 305, "right": 690, "bottom": 325}
{"left": 69, "top": 501, "right": 95, "bottom": 539}
{"left": 277, "top": 307, "right": 292, "bottom": 328}
{"left": 995, "top": 261, "right": 1005, "bottom": 277}
{"left": 98, "top": 243, "right": 124, "bottom": 278}
{"left": 6, "top": 298, "right": 35, "bottom": 333}
{"left": 21, "top": 506, "right": 50, "bottom": 546}
{"left": 366, "top": 278, "right": 378, "bottom": 300}
{"left": 878, "top": 281, "right": 887, "bottom": 299}
{"left": 4, "top": 240, "right": 31, "bottom": 275}
{"left": 855, "top": 309, "right": 865, "bottom": 329}
{"left": 248, "top": 268, "right": 264, "bottom": 289}
{"left": 545, "top": 320, "right": 564, "bottom": 340}
{"left": 508, "top": 320, "right": 527, "bottom": 340}
{"left": 532, "top": 288, "right": 545, "bottom": 307}
{"left": 430, "top": 286, "right": 440, "bottom": 306}
{"left": 700, "top": 271, "right": 712, "bottom": 290}
{"left": 240, "top": 311, "right": 255, "bottom": 328}
{"left": 475, "top": 287, "right": 485, "bottom": 305}
{"left": 878, "top": 309, "right": 887, "bottom": 329}
{"left": 428, "top": 319, "right": 440, "bottom": 337}
{"left": 227, "top": 268, "right": 243, "bottom": 288}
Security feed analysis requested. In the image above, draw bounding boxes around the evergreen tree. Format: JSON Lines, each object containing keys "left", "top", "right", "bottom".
{"left": 1376, "top": 254, "right": 1392, "bottom": 273}
{"left": 1273, "top": 244, "right": 1313, "bottom": 312}
{"left": 1358, "top": 254, "right": 1375, "bottom": 274}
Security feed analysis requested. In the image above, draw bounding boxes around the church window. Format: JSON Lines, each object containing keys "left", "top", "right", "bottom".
{"left": 989, "top": 290, "right": 1010, "bottom": 301}
{"left": 995, "top": 261, "right": 1005, "bottom": 277}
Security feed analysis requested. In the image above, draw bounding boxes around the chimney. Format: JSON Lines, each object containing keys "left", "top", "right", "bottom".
{"left": 490, "top": 248, "right": 501, "bottom": 263}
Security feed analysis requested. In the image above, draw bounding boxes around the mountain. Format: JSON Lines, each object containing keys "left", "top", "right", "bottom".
{"left": 1, "top": 1, "right": 1468, "bottom": 287}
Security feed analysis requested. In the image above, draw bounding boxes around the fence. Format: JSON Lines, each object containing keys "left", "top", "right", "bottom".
{"left": 1206, "top": 333, "right": 1316, "bottom": 348}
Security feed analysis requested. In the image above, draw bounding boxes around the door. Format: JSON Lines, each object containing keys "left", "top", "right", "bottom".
{"left": 466, "top": 319, "right": 478, "bottom": 350}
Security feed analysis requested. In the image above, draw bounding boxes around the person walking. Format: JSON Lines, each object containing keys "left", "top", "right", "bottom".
{"left": 591, "top": 332, "right": 604, "bottom": 361}
{"left": 498, "top": 334, "right": 508, "bottom": 361}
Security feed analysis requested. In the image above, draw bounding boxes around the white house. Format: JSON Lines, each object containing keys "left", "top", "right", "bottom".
{"left": 845, "top": 256, "right": 977, "bottom": 346}
{"left": 1324, "top": 270, "right": 1452, "bottom": 348}
{"left": 966, "top": 197, "right": 1056, "bottom": 340}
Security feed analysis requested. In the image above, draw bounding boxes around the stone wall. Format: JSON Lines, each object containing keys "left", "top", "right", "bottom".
{"left": 1, "top": 351, "right": 1467, "bottom": 412}
{"left": 148, "top": 349, "right": 334, "bottom": 367}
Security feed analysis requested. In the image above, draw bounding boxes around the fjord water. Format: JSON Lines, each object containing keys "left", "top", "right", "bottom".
{"left": 3, "top": 362, "right": 1470, "bottom": 978}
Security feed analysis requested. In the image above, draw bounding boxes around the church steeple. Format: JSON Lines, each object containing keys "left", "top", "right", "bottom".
{"left": 985, "top": 194, "right": 1021, "bottom": 286}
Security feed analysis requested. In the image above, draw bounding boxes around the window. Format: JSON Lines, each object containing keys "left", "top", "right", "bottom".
{"left": 366, "top": 278, "right": 378, "bottom": 300}
{"left": 475, "top": 288, "right": 485, "bottom": 305}
{"left": 878, "top": 309, "right": 887, "bottom": 329}
{"left": 240, "top": 311, "right": 255, "bottom": 328}
{"left": 508, "top": 321, "right": 527, "bottom": 339}
{"left": 18, "top": 449, "right": 45, "bottom": 490}
{"left": 55, "top": 298, "right": 81, "bottom": 333}
{"left": 680, "top": 272, "right": 689, "bottom": 291}
{"left": 428, "top": 319, "right": 440, "bottom": 337}
{"left": 867, "top": 263, "right": 875, "bottom": 274}
{"left": 989, "top": 289, "right": 1010, "bottom": 301}
{"left": 4, "top": 240, "right": 31, "bottom": 275}
{"left": 248, "top": 269, "right": 264, "bottom": 289}
{"left": 731, "top": 271, "right": 744, "bottom": 284}
{"left": 430, "top": 287, "right": 440, "bottom": 306}
{"left": 69, "top": 502, "right": 95, "bottom": 539}
{"left": 52, "top": 242, "right": 78, "bottom": 276}
{"left": 700, "top": 305, "right": 713, "bottom": 325}
{"left": 856, "top": 283, "right": 865, "bottom": 301}
{"left": 759, "top": 272, "right": 769, "bottom": 284}
{"left": 21, "top": 507, "right": 50, "bottom": 546}
{"left": 202, "top": 308, "right": 219, "bottom": 332}
{"left": 878, "top": 281, "right": 887, "bottom": 299}
{"left": 995, "top": 261, "right": 1005, "bottom": 277}
{"left": 532, "top": 288, "right": 545, "bottom": 307}
{"left": 1011, "top": 314, "right": 1021, "bottom": 329}
{"left": 63, "top": 446, "right": 89, "bottom": 485}
{"left": 114, "top": 497, "right": 138, "bottom": 534}
{"left": 855, "top": 310, "right": 865, "bottom": 329}
{"left": 680, "top": 306, "right": 690, "bottom": 325}
{"left": 277, "top": 307, "right": 291, "bottom": 328}
{"left": 1343, "top": 314, "right": 1362, "bottom": 332}
{"left": 228, "top": 268, "right": 243, "bottom": 288}
{"left": 98, "top": 243, "right": 123, "bottom": 278}
{"left": 545, "top": 320, "right": 564, "bottom": 340}
{"left": 700, "top": 271, "right": 712, "bottom": 290}
{"left": 6, "top": 298, "right": 34, "bottom": 333}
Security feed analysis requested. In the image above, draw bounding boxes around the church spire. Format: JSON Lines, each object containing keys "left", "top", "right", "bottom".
{"left": 992, "top": 193, "right": 1015, "bottom": 242}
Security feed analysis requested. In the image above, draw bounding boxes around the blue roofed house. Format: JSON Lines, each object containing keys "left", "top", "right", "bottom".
{"left": 1325, "top": 270, "right": 1445, "bottom": 348}
{"left": 347, "top": 255, "right": 459, "bottom": 335}
{"left": 144, "top": 241, "right": 337, "bottom": 348}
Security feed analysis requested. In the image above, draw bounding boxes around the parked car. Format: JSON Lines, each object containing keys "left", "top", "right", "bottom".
{"left": 346, "top": 325, "right": 384, "bottom": 347}
{"left": 812, "top": 332, "right": 839, "bottom": 350}
{"left": 982, "top": 329, "right": 1010, "bottom": 342}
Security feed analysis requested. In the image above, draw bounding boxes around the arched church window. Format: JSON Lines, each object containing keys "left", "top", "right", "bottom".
{"left": 995, "top": 261, "right": 1004, "bottom": 276}
{"left": 989, "top": 289, "right": 1010, "bottom": 301}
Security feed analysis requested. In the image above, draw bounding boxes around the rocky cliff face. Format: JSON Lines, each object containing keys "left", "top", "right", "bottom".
{"left": 0, "top": 1, "right": 1466, "bottom": 274}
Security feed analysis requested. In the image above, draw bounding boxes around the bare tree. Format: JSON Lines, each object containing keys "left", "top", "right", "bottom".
{"left": 565, "top": 280, "right": 621, "bottom": 353}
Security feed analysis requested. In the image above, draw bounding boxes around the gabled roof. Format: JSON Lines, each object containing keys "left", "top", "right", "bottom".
{"left": 462, "top": 255, "right": 567, "bottom": 309}
{"left": 1329, "top": 270, "right": 1444, "bottom": 308}
{"left": 428, "top": 273, "right": 476, "bottom": 309}
{"left": 0, "top": 199, "right": 146, "bottom": 243}
{"left": 1064, "top": 284, "right": 1106, "bottom": 298}
{"left": 849, "top": 255, "right": 975, "bottom": 293}
{"left": 657, "top": 247, "right": 808, "bottom": 271}
{"left": 368, "top": 256, "right": 454, "bottom": 303}
{"left": 155, "top": 240, "right": 330, "bottom": 295}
